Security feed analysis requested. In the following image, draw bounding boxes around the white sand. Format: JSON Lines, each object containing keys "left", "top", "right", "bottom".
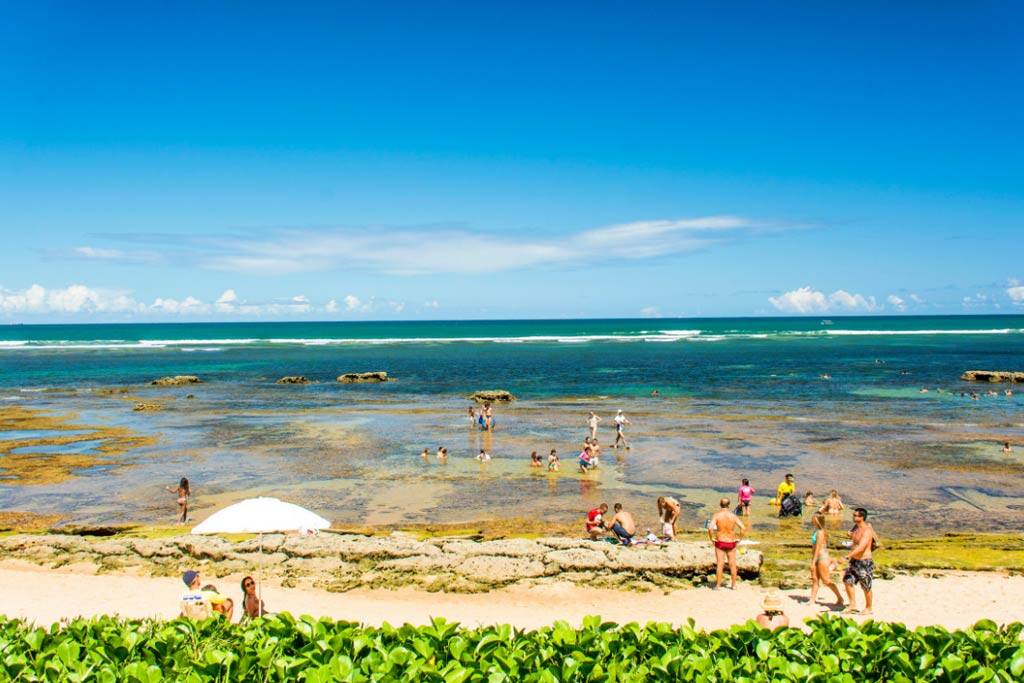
{"left": 2, "top": 561, "right": 1022, "bottom": 631}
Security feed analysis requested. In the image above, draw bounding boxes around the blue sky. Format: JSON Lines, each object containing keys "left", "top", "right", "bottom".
{"left": 1, "top": 1, "right": 1022, "bottom": 321}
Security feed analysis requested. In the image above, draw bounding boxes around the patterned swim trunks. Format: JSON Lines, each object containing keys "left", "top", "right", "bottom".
{"left": 843, "top": 558, "right": 874, "bottom": 590}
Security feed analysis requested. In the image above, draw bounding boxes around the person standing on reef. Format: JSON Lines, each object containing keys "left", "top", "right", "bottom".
{"left": 843, "top": 507, "right": 877, "bottom": 615}
{"left": 483, "top": 403, "right": 494, "bottom": 431}
{"left": 587, "top": 411, "right": 601, "bottom": 440}
{"left": 708, "top": 498, "right": 744, "bottom": 589}
{"left": 612, "top": 410, "right": 631, "bottom": 449}
{"left": 738, "top": 478, "right": 755, "bottom": 516}
{"left": 166, "top": 477, "right": 190, "bottom": 523}
{"left": 775, "top": 473, "right": 796, "bottom": 504}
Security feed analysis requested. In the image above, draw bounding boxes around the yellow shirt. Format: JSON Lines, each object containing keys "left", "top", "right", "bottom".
{"left": 776, "top": 481, "right": 795, "bottom": 500}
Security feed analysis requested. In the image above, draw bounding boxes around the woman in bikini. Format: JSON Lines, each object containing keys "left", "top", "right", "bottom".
{"left": 166, "top": 477, "right": 190, "bottom": 523}
{"left": 810, "top": 513, "right": 844, "bottom": 607}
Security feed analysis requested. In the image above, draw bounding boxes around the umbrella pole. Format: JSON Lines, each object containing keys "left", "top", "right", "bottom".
{"left": 258, "top": 532, "right": 264, "bottom": 617}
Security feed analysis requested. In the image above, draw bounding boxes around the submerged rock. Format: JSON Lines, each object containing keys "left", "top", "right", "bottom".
{"left": 961, "top": 370, "right": 1024, "bottom": 383}
{"left": 337, "top": 372, "right": 389, "bottom": 383}
{"left": 470, "top": 390, "right": 515, "bottom": 403}
{"left": 132, "top": 402, "right": 162, "bottom": 412}
{"left": 150, "top": 375, "right": 201, "bottom": 386}
{"left": 277, "top": 376, "right": 310, "bottom": 384}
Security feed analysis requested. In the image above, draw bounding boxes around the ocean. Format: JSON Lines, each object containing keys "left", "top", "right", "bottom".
{"left": 1, "top": 315, "right": 1022, "bottom": 532}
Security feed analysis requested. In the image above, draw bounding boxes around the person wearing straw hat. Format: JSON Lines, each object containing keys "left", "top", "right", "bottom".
{"left": 755, "top": 591, "right": 790, "bottom": 630}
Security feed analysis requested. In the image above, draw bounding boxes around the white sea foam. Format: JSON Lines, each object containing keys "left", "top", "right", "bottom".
{"left": 0, "top": 327, "right": 1020, "bottom": 350}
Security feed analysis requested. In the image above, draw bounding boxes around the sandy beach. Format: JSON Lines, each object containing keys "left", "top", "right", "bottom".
{"left": 3, "top": 561, "right": 1022, "bottom": 632}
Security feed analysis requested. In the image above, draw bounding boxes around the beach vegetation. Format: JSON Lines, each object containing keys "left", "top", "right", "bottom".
{"left": 1, "top": 614, "right": 1022, "bottom": 682}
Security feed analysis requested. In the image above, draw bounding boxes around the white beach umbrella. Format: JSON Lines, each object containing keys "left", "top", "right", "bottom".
{"left": 191, "top": 497, "right": 330, "bottom": 616}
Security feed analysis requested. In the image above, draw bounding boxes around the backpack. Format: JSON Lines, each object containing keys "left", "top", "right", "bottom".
{"left": 779, "top": 494, "right": 802, "bottom": 517}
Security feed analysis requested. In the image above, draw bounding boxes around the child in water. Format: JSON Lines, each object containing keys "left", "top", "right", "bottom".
{"left": 476, "top": 449, "right": 491, "bottom": 462}
{"left": 547, "top": 449, "right": 560, "bottom": 471}
{"left": 529, "top": 451, "right": 542, "bottom": 467}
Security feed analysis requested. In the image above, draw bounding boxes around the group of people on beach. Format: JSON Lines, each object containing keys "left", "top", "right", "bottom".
{"left": 584, "top": 470, "right": 877, "bottom": 616}
{"left": 180, "top": 569, "right": 267, "bottom": 622}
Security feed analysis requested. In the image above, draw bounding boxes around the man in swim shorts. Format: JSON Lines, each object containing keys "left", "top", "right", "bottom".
{"left": 586, "top": 503, "right": 608, "bottom": 540}
{"left": 843, "top": 507, "right": 876, "bottom": 615}
{"left": 708, "top": 497, "right": 745, "bottom": 589}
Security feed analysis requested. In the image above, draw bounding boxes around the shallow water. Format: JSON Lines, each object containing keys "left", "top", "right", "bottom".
{"left": 0, "top": 316, "right": 1022, "bottom": 533}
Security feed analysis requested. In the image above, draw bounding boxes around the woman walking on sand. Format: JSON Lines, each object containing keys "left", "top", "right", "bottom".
{"left": 166, "top": 477, "right": 190, "bottom": 523}
{"left": 810, "top": 513, "right": 844, "bottom": 608}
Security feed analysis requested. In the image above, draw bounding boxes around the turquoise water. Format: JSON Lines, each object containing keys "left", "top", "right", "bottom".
{"left": 1, "top": 315, "right": 1022, "bottom": 530}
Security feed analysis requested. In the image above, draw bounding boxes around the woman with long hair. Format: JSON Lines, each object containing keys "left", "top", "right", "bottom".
{"left": 810, "top": 513, "right": 844, "bottom": 607}
{"left": 165, "top": 477, "right": 190, "bottom": 523}
{"left": 240, "top": 575, "right": 266, "bottom": 619}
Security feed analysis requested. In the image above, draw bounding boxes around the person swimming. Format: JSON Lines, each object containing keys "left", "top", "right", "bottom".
{"left": 476, "top": 449, "right": 491, "bottom": 462}
{"left": 420, "top": 448, "right": 430, "bottom": 460}
{"left": 529, "top": 450, "right": 542, "bottom": 467}
{"left": 1004, "top": 442, "right": 1014, "bottom": 455}
{"left": 436, "top": 447, "right": 448, "bottom": 461}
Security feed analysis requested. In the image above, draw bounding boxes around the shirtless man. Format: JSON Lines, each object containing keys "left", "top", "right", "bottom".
{"left": 587, "top": 412, "right": 601, "bottom": 440}
{"left": 843, "top": 507, "right": 877, "bottom": 615}
{"left": 607, "top": 503, "right": 636, "bottom": 545}
{"left": 708, "top": 498, "right": 745, "bottom": 589}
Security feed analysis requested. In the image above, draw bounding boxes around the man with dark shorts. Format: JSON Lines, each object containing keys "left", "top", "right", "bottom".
{"left": 708, "top": 498, "right": 745, "bottom": 589}
{"left": 843, "top": 507, "right": 876, "bottom": 615}
{"left": 607, "top": 503, "right": 636, "bottom": 545}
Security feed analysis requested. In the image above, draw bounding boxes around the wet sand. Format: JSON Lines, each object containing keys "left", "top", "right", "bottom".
{"left": 2, "top": 562, "right": 1022, "bottom": 631}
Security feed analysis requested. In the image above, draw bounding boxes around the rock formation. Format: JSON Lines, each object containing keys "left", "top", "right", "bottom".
{"left": 277, "top": 376, "right": 310, "bottom": 384}
{"left": 337, "top": 372, "right": 389, "bottom": 383}
{"left": 132, "top": 402, "right": 162, "bottom": 412}
{"left": 470, "top": 390, "right": 515, "bottom": 403}
{"left": 960, "top": 370, "right": 1024, "bottom": 383}
{"left": 150, "top": 375, "right": 201, "bottom": 386}
{"left": 0, "top": 533, "right": 762, "bottom": 593}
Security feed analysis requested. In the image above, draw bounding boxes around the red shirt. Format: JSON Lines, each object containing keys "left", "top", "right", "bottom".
{"left": 586, "top": 507, "right": 604, "bottom": 531}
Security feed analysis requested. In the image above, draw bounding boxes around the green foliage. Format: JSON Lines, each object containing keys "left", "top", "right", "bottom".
{"left": 1, "top": 614, "right": 1022, "bottom": 682}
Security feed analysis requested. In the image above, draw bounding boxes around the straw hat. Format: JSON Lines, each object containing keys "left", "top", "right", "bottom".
{"left": 761, "top": 590, "right": 784, "bottom": 612}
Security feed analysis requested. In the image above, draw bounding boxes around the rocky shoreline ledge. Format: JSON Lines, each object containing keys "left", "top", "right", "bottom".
{"left": 0, "top": 533, "right": 762, "bottom": 593}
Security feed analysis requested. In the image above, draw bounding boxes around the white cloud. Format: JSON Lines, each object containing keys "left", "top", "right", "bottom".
{"left": 423, "top": 300, "right": 440, "bottom": 309}
{"left": 215, "top": 289, "right": 237, "bottom": 312}
{"left": 640, "top": 306, "right": 661, "bottom": 317}
{"left": 1007, "top": 279, "right": 1024, "bottom": 304}
{"left": 104, "top": 215, "right": 792, "bottom": 276}
{"left": 150, "top": 296, "right": 208, "bottom": 315}
{"left": 768, "top": 287, "right": 829, "bottom": 313}
{"left": 343, "top": 295, "right": 362, "bottom": 312}
{"left": 0, "top": 283, "right": 145, "bottom": 314}
{"left": 910, "top": 293, "right": 925, "bottom": 304}
{"left": 962, "top": 293, "right": 989, "bottom": 307}
{"left": 324, "top": 299, "right": 339, "bottom": 313}
{"left": 886, "top": 295, "right": 906, "bottom": 311}
{"left": 769, "top": 287, "right": 879, "bottom": 314}
{"left": 73, "top": 246, "right": 127, "bottom": 260}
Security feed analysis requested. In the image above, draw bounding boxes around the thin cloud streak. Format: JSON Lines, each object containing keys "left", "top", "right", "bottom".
{"left": 75, "top": 216, "right": 797, "bottom": 276}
